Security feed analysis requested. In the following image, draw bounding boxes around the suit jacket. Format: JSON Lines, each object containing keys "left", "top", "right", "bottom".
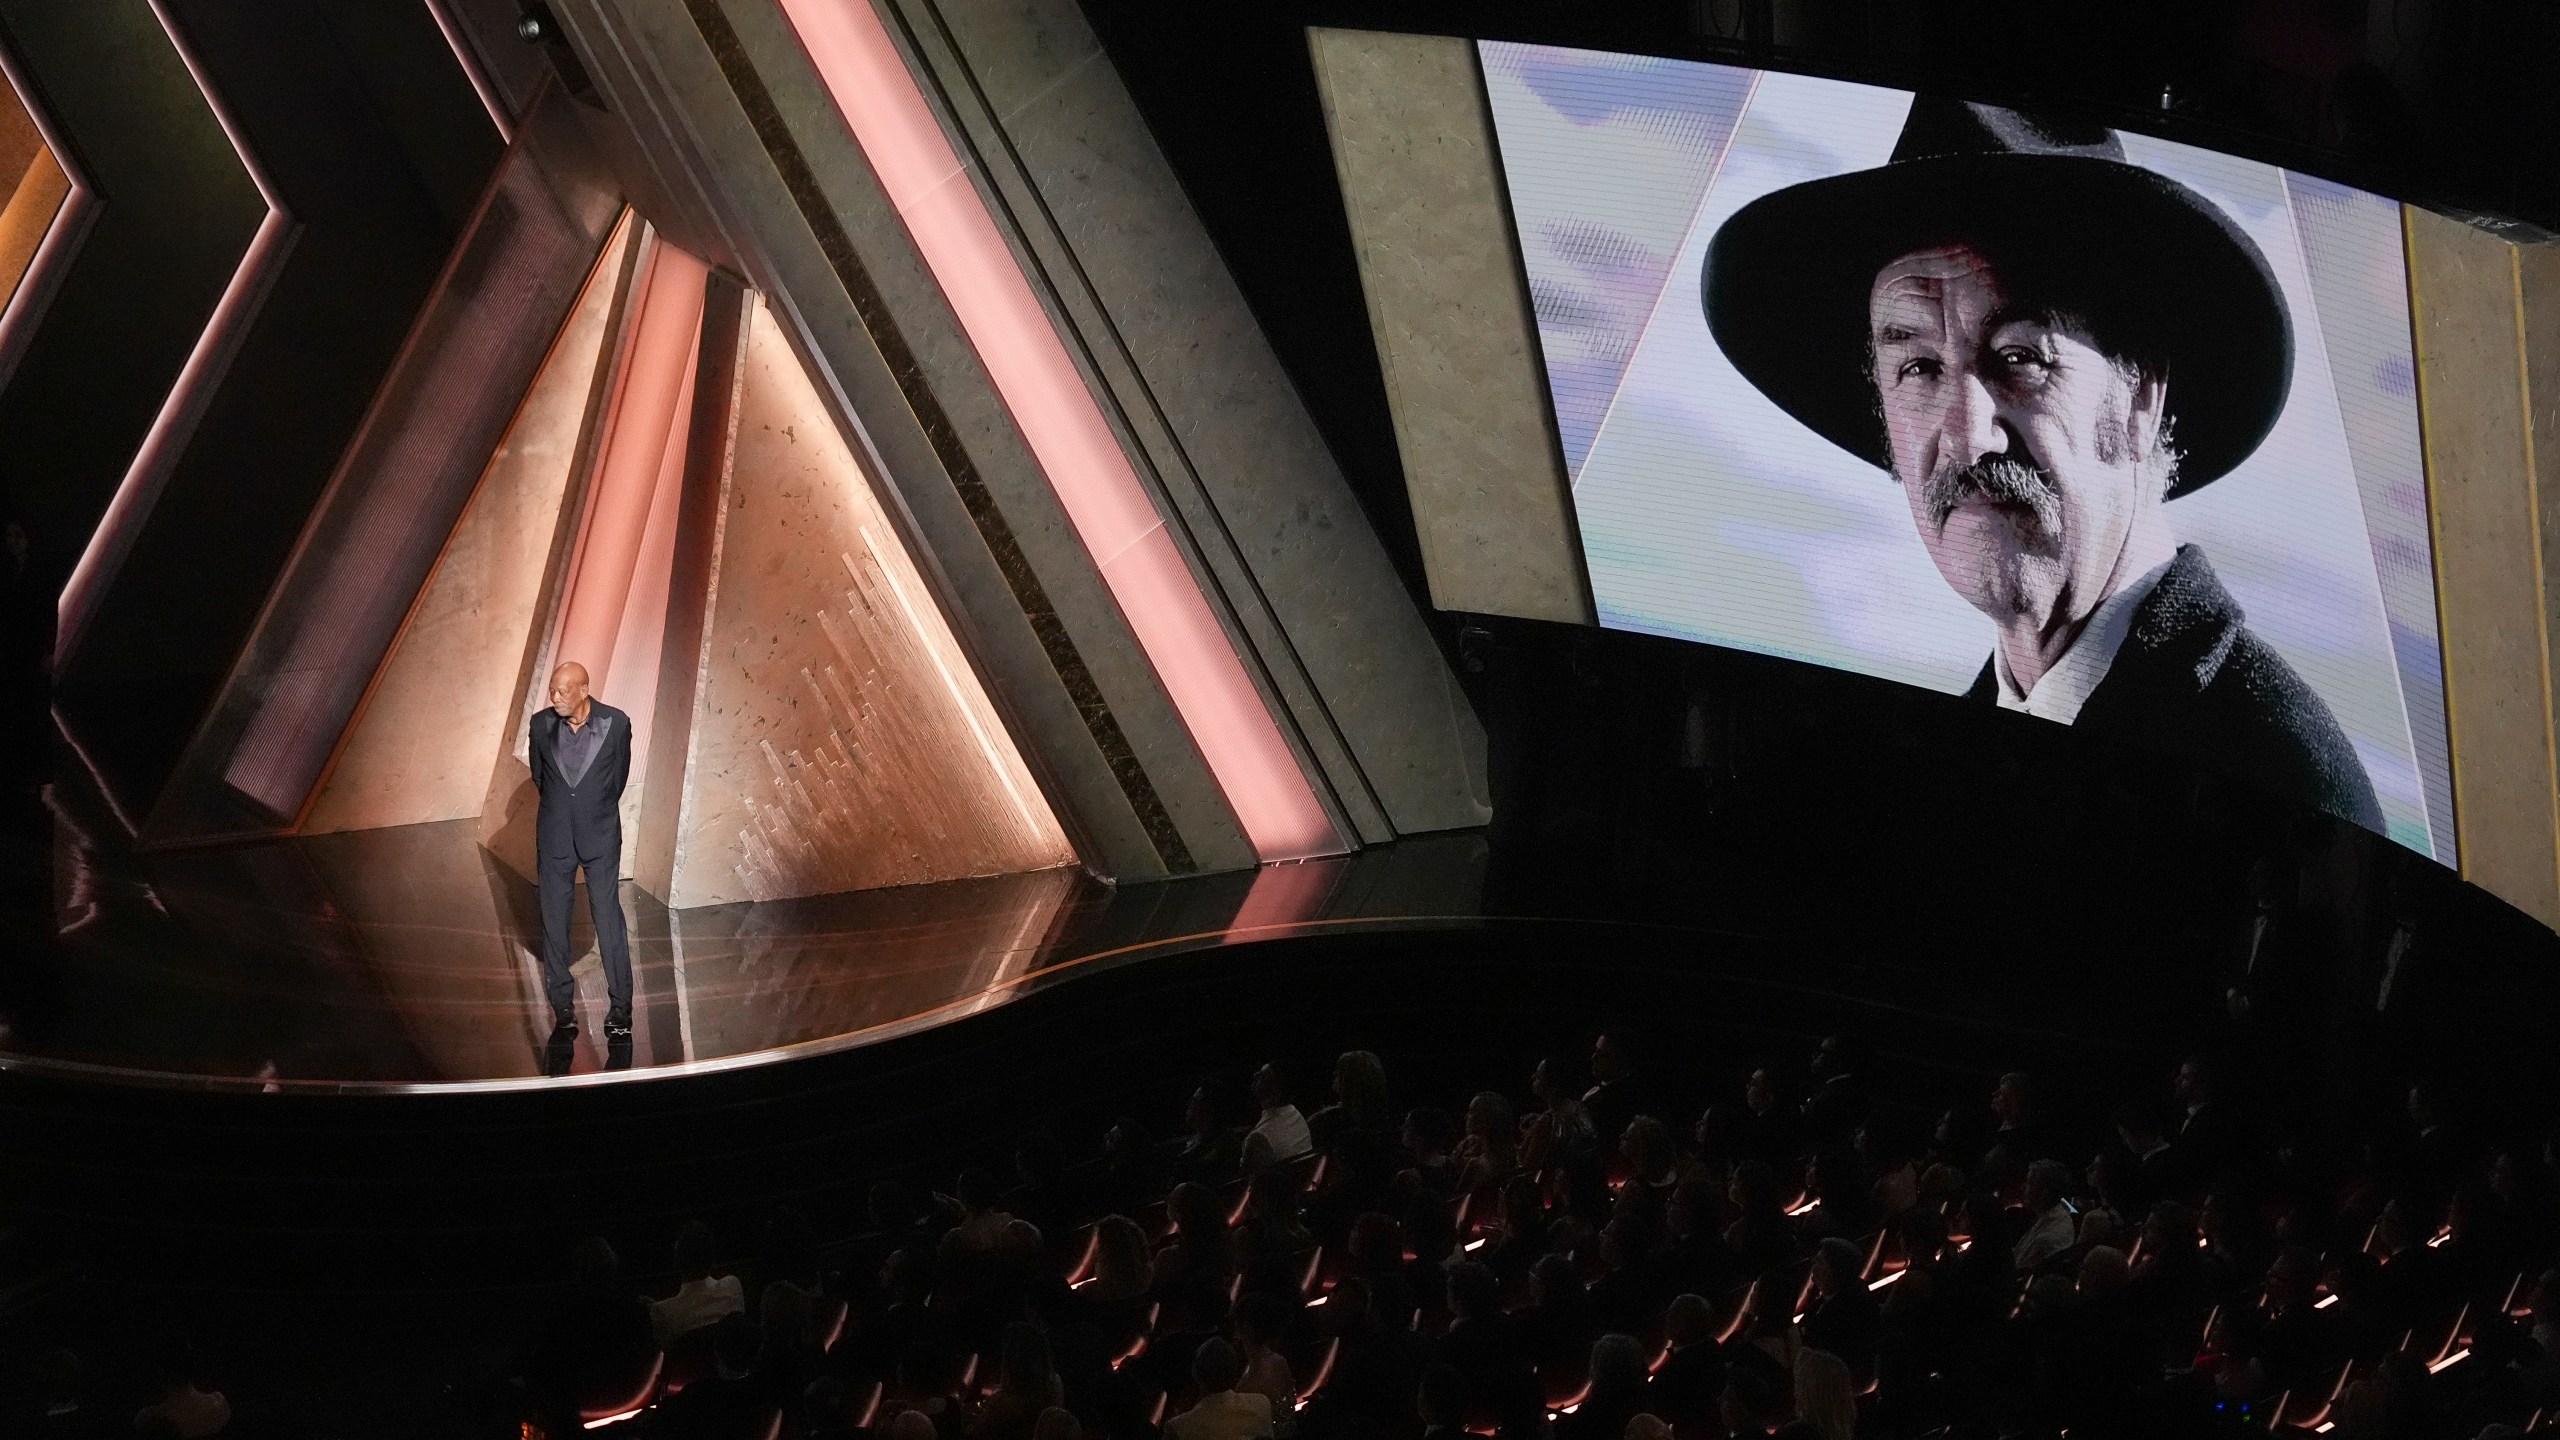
{"left": 530, "top": 700, "right": 633, "bottom": 861}
{"left": 1967, "top": 544, "right": 2381, "bottom": 831}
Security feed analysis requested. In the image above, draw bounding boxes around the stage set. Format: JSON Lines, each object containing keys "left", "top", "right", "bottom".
{"left": 0, "top": 0, "right": 1499, "bottom": 1091}
{"left": 11, "top": 0, "right": 2560, "bottom": 1103}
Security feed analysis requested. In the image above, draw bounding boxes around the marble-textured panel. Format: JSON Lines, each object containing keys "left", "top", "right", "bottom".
{"left": 2523, "top": 240, "right": 2560, "bottom": 911}
{"left": 977, "top": 40, "right": 1491, "bottom": 837}
{"left": 2406, "top": 207, "right": 2560, "bottom": 927}
{"left": 304, "top": 216, "right": 638, "bottom": 836}
{"left": 654, "top": 296, "right": 1076, "bottom": 908}
{"left": 1308, "top": 27, "right": 1593, "bottom": 629}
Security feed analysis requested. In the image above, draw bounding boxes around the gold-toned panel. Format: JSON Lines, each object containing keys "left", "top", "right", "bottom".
{"left": 1308, "top": 27, "right": 1593, "bottom": 626}
{"left": 304, "top": 217, "right": 638, "bottom": 835}
{"left": 0, "top": 148, "right": 68, "bottom": 309}
{"left": 653, "top": 298, "right": 1075, "bottom": 907}
{"left": 2405, "top": 207, "right": 2560, "bottom": 928}
{"left": 0, "top": 78, "right": 70, "bottom": 312}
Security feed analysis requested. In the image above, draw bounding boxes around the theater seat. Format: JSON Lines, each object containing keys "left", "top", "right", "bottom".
{"left": 576, "top": 1350, "right": 663, "bottom": 1429}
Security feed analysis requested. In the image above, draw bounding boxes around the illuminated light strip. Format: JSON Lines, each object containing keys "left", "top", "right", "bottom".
{"left": 418, "top": 0, "right": 514, "bottom": 142}
{"left": 772, "top": 0, "right": 1339, "bottom": 862}
{"left": 553, "top": 235, "right": 708, "bottom": 694}
{"left": 59, "top": 2, "right": 300, "bottom": 663}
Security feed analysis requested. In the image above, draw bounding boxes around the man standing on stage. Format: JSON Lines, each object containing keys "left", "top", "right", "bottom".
{"left": 532, "top": 660, "right": 633, "bottom": 1039}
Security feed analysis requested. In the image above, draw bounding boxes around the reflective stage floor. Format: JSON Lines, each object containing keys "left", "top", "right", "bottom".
{"left": 4, "top": 799, "right": 1487, "bottom": 1090}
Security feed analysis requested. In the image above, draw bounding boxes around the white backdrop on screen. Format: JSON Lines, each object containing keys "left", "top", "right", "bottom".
{"left": 1480, "top": 42, "right": 2454, "bottom": 861}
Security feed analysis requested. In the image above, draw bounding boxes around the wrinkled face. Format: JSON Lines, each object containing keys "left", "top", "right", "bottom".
{"left": 1869, "top": 245, "right": 2170, "bottom": 632}
{"left": 547, "top": 662, "right": 591, "bottom": 717}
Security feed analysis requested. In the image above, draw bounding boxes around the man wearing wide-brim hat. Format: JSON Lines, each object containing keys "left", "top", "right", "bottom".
{"left": 1704, "top": 97, "right": 2380, "bottom": 831}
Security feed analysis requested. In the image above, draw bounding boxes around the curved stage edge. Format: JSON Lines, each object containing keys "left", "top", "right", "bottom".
{"left": 6, "top": 809, "right": 1507, "bottom": 1092}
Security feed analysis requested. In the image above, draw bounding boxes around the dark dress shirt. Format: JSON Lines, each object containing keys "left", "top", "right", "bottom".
{"left": 557, "top": 711, "right": 605, "bottom": 786}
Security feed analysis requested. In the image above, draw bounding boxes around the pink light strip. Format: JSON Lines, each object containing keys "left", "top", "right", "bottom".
{"left": 774, "top": 0, "right": 1339, "bottom": 862}
{"left": 57, "top": 2, "right": 298, "bottom": 663}
{"left": 553, "top": 234, "right": 708, "bottom": 699}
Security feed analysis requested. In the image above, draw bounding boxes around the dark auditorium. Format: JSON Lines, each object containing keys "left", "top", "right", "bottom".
{"left": 3, "top": 2, "right": 2560, "bottom": 1438}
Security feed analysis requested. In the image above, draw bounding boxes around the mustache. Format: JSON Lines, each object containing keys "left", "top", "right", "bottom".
{"left": 1921, "top": 454, "right": 2060, "bottom": 533}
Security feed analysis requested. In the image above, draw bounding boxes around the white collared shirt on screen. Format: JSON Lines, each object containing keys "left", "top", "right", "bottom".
{"left": 1991, "top": 558, "right": 2175, "bottom": 724}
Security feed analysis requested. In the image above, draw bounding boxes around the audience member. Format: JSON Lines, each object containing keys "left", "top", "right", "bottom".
{"left": 1232, "top": 1291, "right": 1298, "bottom": 1410}
{"left": 1313, "top": 1050, "right": 1393, "bottom": 1149}
{"left": 972, "top": 1322, "right": 1066, "bottom": 1440}
{"left": 652, "top": 1313, "right": 767, "bottom": 1440}
{"left": 1582, "top": 1033, "right": 1655, "bottom": 1148}
{"left": 110, "top": 1014, "right": 2558, "bottom": 1440}
{"left": 131, "top": 1337, "right": 230, "bottom": 1440}
{"left": 1178, "top": 1087, "right": 1246, "bottom": 1182}
{"left": 1164, "top": 1338, "right": 1275, "bottom": 1440}
{"left": 652, "top": 1219, "right": 747, "bottom": 1348}
{"left": 527, "top": 1237, "right": 654, "bottom": 1434}
{"left": 1455, "top": 1091, "right": 1520, "bottom": 1196}
{"left": 1799, "top": 1036, "right": 1871, "bottom": 1148}
{"left": 1554, "top": 1334, "right": 1646, "bottom": 1440}
{"left": 2167, "top": 1055, "right": 2240, "bottom": 1193}
{"left": 2013, "top": 1160, "right": 2079, "bottom": 1273}
{"left": 1249, "top": 1066, "right": 1316, "bottom": 1169}
{"left": 1791, "top": 1348, "right": 1857, "bottom": 1440}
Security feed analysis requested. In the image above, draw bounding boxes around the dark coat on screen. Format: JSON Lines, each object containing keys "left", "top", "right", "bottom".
{"left": 1966, "top": 545, "right": 2382, "bottom": 832}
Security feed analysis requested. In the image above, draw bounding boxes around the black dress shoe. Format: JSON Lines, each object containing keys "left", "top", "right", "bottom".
{"left": 604, "top": 1010, "right": 632, "bottom": 1040}
{"left": 551, "top": 1010, "right": 578, "bottom": 1034}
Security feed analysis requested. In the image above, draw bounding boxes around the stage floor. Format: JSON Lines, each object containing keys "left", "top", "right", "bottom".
{"left": 4, "top": 794, "right": 1488, "bottom": 1090}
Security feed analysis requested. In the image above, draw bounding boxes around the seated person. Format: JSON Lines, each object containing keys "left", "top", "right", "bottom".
{"left": 1233, "top": 1291, "right": 1300, "bottom": 1410}
{"left": 1554, "top": 1335, "right": 1648, "bottom": 1440}
{"left": 131, "top": 1338, "right": 230, "bottom": 1440}
{"left": 1800, "top": 1238, "right": 1880, "bottom": 1378}
{"left": 1163, "top": 1338, "right": 1276, "bottom": 1440}
{"left": 651, "top": 1314, "right": 767, "bottom": 1440}
{"left": 1645, "top": 1294, "right": 1727, "bottom": 1432}
{"left": 1249, "top": 1066, "right": 1316, "bottom": 1168}
{"left": 527, "top": 1237, "right": 656, "bottom": 1432}
{"left": 653, "top": 1219, "right": 747, "bottom": 1349}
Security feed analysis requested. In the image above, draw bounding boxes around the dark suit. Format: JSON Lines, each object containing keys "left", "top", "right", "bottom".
{"left": 1967, "top": 545, "right": 2381, "bottom": 831}
{"left": 530, "top": 701, "right": 634, "bottom": 1017}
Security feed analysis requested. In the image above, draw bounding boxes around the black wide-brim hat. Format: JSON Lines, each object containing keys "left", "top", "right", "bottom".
{"left": 1702, "top": 99, "right": 2292, "bottom": 497}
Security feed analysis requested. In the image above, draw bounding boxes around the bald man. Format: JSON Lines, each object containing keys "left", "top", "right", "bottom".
{"left": 532, "top": 661, "right": 634, "bottom": 1038}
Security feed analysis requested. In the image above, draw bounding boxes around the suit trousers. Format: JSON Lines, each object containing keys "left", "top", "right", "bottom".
{"left": 539, "top": 843, "right": 633, "bottom": 1017}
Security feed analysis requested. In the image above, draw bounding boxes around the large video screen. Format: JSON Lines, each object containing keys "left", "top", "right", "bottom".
{"left": 1480, "top": 42, "right": 2454, "bottom": 861}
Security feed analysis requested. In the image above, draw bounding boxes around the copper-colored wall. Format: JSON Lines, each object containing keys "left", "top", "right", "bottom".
{"left": 0, "top": 80, "right": 71, "bottom": 311}
{"left": 644, "top": 297, "right": 1075, "bottom": 909}
{"left": 303, "top": 217, "right": 639, "bottom": 837}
